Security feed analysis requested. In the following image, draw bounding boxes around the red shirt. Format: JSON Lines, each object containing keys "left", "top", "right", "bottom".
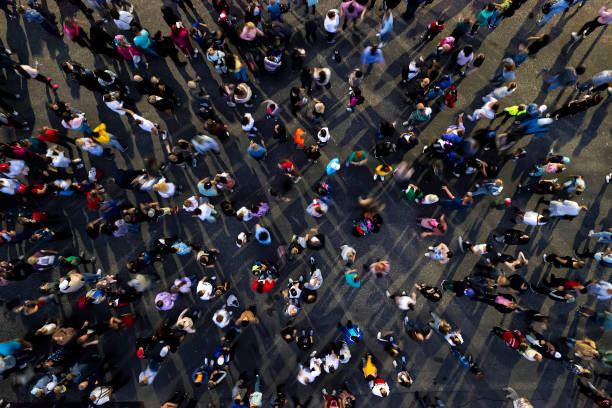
{"left": 86, "top": 192, "right": 101, "bottom": 210}
{"left": 428, "top": 21, "right": 444, "bottom": 33}
{"left": 564, "top": 281, "right": 583, "bottom": 289}
{"left": 502, "top": 330, "right": 524, "bottom": 349}
{"left": 38, "top": 129, "right": 60, "bottom": 143}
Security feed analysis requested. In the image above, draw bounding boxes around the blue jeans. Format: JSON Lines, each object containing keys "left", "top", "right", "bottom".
{"left": 379, "top": 30, "right": 391, "bottom": 43}
{"left": 591, "top": 232, "right": 612, "bottom": 243}
{"left": 546, "top": 76, "right": 563, "bottom": 92}
{"left": 233, "top": 66, "right": 247, "bottom": 82}
{"left": 365, "top": 63, "right": 374, "bottom": 76}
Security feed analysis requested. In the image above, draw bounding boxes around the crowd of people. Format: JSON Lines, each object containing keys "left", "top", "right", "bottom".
{"left": 0, "top": 0, "right": 611, "bottom": 406}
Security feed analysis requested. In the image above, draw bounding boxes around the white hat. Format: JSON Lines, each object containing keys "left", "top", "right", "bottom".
{"left": 421, "top": 194, "right": 439, "bottom": 204}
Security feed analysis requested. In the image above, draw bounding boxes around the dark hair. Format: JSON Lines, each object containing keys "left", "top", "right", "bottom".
{"left": 318, "top": 70, "right": 326, "bottom": 83}
{"left": 463, "top": 45, "right": 473, "bottom": 55}
{"left": 575, "top": 66, "right": 586, "bottom": 75}
{"left": 486, "top": 3, "right": 495, "bottom": 11}
{"left": 474, "top": 54, "right": 485, "bottom": 67}
{"left": 437, "top": 17, "right": 445, "bottom": 24}
{"left": 257, "top": 231, "right": 269, "bottom": 241}
{"left": 241, "top": 116, "right": 250, "bottom": 126}
{"left": 95, "top": 69, "right": 112, "bottom": 82}
{"left": 355, "top": 69, "right": 363, "bottom": 78}
{"left": 541, "top": 34, "right": 550, "bottom": 43}
{"left": 109, "top": 7, "right": 119, "bottom": 19}
{"left": 446, "top": 251, "right": 454, "bottom": 258}
{"left": 348, "top": 4, "right": 354, "bottom": 12}
{"left": 491, "top": 102, "right": 500, "bottom": 112}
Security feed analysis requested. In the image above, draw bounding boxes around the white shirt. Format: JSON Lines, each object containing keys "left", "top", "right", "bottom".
{"left": 491, "top": 86, "right": 516, "bottom": 99}
{"left": 212, "top": 309, "right": 231, "bottom": 328}
{"left": 3, "top": 160, "right": 26, "bottom": 178}
{"left": 323, "top": 352, "right": 339, "bottom": 373}
{"left": 105, "top": 99, "right": 126, "bottom": 115}
{"left": 317, "top": 127, "right": 330, "bottom": 143}
{"left": 197, "top": 280, "right": 214, "bottom": 300}
{"left": 0, "top": 178, "right": 20, "bottom": 195}
{"left": 183, "top": 195, "right": 202, "bottom": 212}
{"left": 114, "top": 11, "right": 133, "bottom": 30}
{"left": 304, "top": 269, "right": 323, "bottom": 290}
{"left": 456, "top": 51, "right": 474, "bottom": 66}
{"left": 395, "top": 294, "right": 416, "bottom": 310}
{"left": 46, "top": 149, "right": 71, "bottom": 168}
{"left": 522, "top": 211, "right": 546, "bottom": 226}
{"left": 195, "top": 204, "right": 214, "bottom": 220}
{"left": 370, "top": 381, "right": 390, "bottom": 397}
{"left": 156, "top": 183, "right": 176, "bottom": 198}
{"left": 549, "top": 200, "right": 580, "bottom": 217}
{"left": 297, "top": 364, "right": 321, "bottom": 385}
{"left": 324, "top": 10, "right": 340, "bottom": 32}
{"left": 133, "top": 114, "right": 156, "bottom": 132}
{"left": 90, "top": 386, "right": 112, "bottom": 405}
{"left": 242, "top": 113, "right": 255, "bottom": 131}
{"left": 480, "top": 97, "right": 498, "bottom": 119}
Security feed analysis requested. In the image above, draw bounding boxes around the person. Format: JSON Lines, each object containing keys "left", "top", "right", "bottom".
{"left": 572, "top": 4, "right": 612, "bottom": 40}
{"left": 549, "top": 92, "right": 605, "bottom": 120}
{"left": 424, "top": 243, "right": 452, "bottom": 264}
{"left": 361, "top": 44, "right": 385, "bottom": 75}
{"left": 324, "top": 9, "right": 340, "bottom": 43}
{"left": 588, "top": 229, "right": 612, "bottom": 244}
{"left": 92, "top": 123, "right": 128, "bottom": 152}
{"left": 577, "top": 69, "right": 612, "bottom": 92}
{"left": 420, "top": 17, "right": 444, "bottom": 43}
{"left": 545, "top": 66, "right": 585, "bottom": 92}
{"left": 171, "top": 22, "right": 198, "bottom": 58}
{"left": 340, "top": 0, "right": 367, "bottom": 31}
{"left": 13, "top": 63, "right": 59, "bottom": 90}
{"left": 537, "top": 0, "right": 579, "bottom": 26}
{"left": 468, "top": 96, "right": 499, "bottom": 122}
{"left": 110, "top": 5, "right": 134, "bottom": 30}
{"left": 17, "top": 5, "right": 63, "bottom": 38}
{"left": 377, "top": 9, "right": 393, "bottom": 47}
{"left": 440, "top": 185, "right": 473, "bottom": 210}
{"left": 402, "top": 103, "right": 432, "bottom": 131}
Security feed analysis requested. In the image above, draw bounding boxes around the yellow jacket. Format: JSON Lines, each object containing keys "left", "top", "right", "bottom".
{"left": 92, "top": 123, "right": 110, "bottom": 144}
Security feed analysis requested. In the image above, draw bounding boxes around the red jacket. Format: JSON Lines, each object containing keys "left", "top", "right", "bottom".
{"left": 428, "top": 21, "right": 444, "bottom": 33}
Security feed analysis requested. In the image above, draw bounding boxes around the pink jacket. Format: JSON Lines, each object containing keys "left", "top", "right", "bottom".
{"left": 117, "top": 45, "right": 141, "bottom": 60}
{"left": 598, "top": 6, "right": 612, "bottom": 24}
{"left": 63, "top": 24, "right": 79, "bottom": 41}
{"left": 171, "top": 28, "right": 190, "bottom": 48}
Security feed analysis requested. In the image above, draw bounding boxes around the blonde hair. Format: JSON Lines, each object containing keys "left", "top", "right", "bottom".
{"left": 245, "top": 22, "right": 255, "bottom": 29}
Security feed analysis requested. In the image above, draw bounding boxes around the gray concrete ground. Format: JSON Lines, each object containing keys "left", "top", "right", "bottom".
{"left": 0, "top": 0, "right": 611, "bottom": 406}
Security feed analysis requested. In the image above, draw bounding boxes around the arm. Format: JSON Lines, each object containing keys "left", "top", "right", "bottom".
{"left": 441, "top": 186, "right": 455, "bottom": 199}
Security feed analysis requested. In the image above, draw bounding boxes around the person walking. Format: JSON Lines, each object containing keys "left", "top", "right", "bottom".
{"left": 361, "top": 44, "right": 385, "bottom": 75}
{"left": 572, "top": 3, "right": 612, "bottom": 40}
{"left": 377, "top": 9, "right": 393, "bottom": 47}
{"left": 545, "top": 66, "right": 585, "bottom": 92}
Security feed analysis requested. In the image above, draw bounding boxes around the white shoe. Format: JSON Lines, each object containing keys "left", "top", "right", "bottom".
{"left": 378, "top": 42, "right": 386, "bottom": 48}
{"left": 542, "top": 254, "right": 547, "bottom": 262}
{"left": 402, "top": 120, "right": 409, "bottom": 126}
{"left": 458, "top": 236, "right": 464, "bottom": 252}
{"left": 373, "top": 174, "right": 377, "bottom": 180}
{"left": 424, "top": 252, "right": 431, "bottom": 258}
{"left": 571, "top": 32, "right": 579, "bottom": 40}
{"left": 385, "top": 290, "right": 390, "bottom": 297}
{"left": 393, "top": 360, "right": 398, "bottom": 368}
{"left": 588, "top": 230, "right": 594, "bottom": 237}
{"left": 160, "top": 345, "right": 169, "bottom": 357}
{"left": 606, "top": 174, "right": 612, "bottom": 184}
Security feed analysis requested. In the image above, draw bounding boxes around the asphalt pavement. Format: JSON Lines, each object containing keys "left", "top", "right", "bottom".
{"left": 0, "top": 0, "right": 611, "bottom": 406}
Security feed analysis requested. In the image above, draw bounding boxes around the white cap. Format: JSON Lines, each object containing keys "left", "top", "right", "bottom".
{"left": 59, "top": 279, "right": 69, "bottom": 290}
{"left": 421, "top": 194, "right": 439, "bottom": 204}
